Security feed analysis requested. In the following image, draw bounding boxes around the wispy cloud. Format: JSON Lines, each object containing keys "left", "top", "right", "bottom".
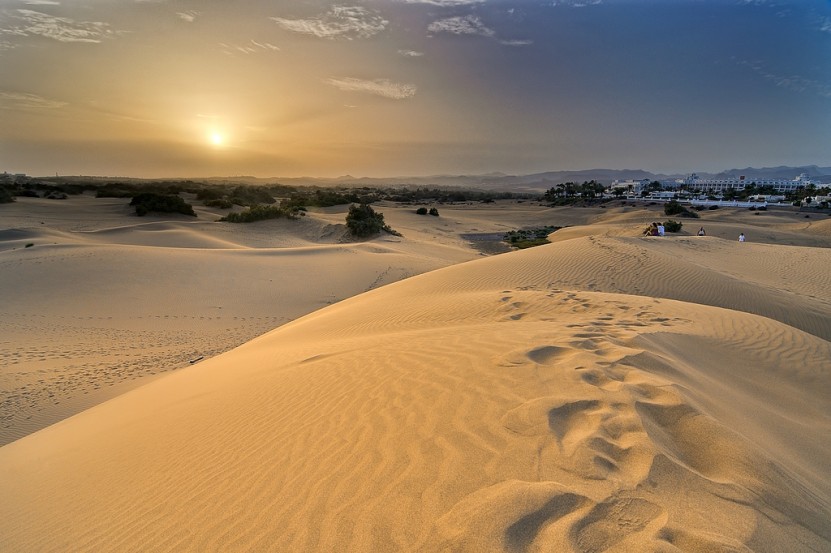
{"left": 22, "top": 1, "right": 61, "bottom": 5}
{"left": 0, "top": 91, "right": 67, "bottom": 109}
{"left": 220, "top": 39, "right": 280, "bottom": 55}
{"left": 739, "top": 59, "right": 831, "bottom": 98}
{"left": 428, "top": 15, "right": 495, "bottom": 38}
{"left": 325, "top": 77, "right": 416, "bottom": 99}
{"left": 548, "top": 0, "right": 603, "bottom": 6}
{"left": 500, "top": 39, "right": 533, "bottom": 47}
{"left": 176, "top": 11, "right": 199, "bottom": 23}
{"left": 271, "top": 6, "right": 387, "bottom": 40}
{"left": 820, "top": 17, "right": 831, "bottom": 34}
{"left": 398, "top": 49, "right": 424, "bottom": 57}
{"left": 3, "top": 9, "right": 115, "bottom": 43}
{"left": 400, "top": 0, "right": 485, "bottom": 5}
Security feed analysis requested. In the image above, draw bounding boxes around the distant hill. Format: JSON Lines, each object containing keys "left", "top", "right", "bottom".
{"left": 28, "top": 166, "right": 830, "bottom": 192}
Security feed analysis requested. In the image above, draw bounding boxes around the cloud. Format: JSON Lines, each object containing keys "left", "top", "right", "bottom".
{"left": 427, "top": 15, "right": 495, "bottom": 37}
{"left": 271, "top": 6, "right": 388, "bottom": 40}
{"left": 176, "top": 11, "right": 199, "bottom": 23}
{"left": 548, "top": 0, "right": 602, "bottom": 6}
{"left": 739, "top": 60, "right": 831, "bottom": 99}
{"left": 0, "top": 91, "right": 67, "bottom": 109}
{"left": 500, "top": 39, "right": 533, "bottom": 46}
{"left": 398, "top": 49, "right": 424, "bottom": 57}
{"left": 820, "top": 17, "right": 831, "bottom": 34}
{"left": 400, "top": 0, "right": 485, "bottom": 5}
{"left": 220, "top": 39, "right": 280, "bottom": 55}
{"left": 325, "top": 77, "right": 416, "bottom": 99}
{"left": 22, "top": 1, "right": 61, "bottom": 5}
{"left": 4, "top": 9, "right": 115, "bottom": 43}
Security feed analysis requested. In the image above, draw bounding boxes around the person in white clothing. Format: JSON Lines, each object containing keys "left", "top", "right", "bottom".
{"left": 738, "top": 233, "right": 745, "bottom": 242}
{"left": 657, "top": 223, "right": 665, "bottom": 237}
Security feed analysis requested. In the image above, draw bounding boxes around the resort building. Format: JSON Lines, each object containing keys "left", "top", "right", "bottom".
{"left": 674, "top": 173, "right": 821, "bottom": 194}
{"left": 608, "top": 178, "right": 651, "bottom": 196}
{"left": 610, "top": 172, "right": 827, "bottom": 200}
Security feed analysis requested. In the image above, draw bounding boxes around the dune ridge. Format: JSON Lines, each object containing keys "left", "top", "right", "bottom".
{"left": 2, "top": 223, "right": 830, "bottom": 551}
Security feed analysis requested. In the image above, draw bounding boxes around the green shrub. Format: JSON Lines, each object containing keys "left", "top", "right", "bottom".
{"left": 219, "top": 204, "right": 298, "bottom": 223}
{"left": 229, "top": 186, "right": 276, "bottom": 207}
{"left": 345, "top": 203, "right": 397, "bottom": 237}
{"left": 130, "top": 193, "right": 196, "bottom": 217}
{"left": 503, "top": 226, "right": 561, "bottom": 248}
{"left": 663, "top": 220, "right": 683, "bottom": 233}
{"left": 664, "top": 200, "right": 685, "bottom": 216}
{"left": 0, "top": 186, "right": 15, "bottom": 203}
{"left": 204, "top": 198, "right": 233, "bottom": 209}
{"left": 416, "top": 207, "right": 428, "bottom": 215}
{"left": 429, "top": 207, "right": 440, "bottom": 216}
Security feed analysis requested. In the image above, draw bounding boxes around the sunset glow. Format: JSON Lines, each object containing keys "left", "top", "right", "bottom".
{"left": 0, "top": 1, "right": 829, "bottom": 178}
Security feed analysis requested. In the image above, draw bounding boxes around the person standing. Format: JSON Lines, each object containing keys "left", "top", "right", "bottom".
{"left": 738, "top": 232, "right": 745, "bottom": 242}
{"left": 657, "top": 223, "right": 665, "bottom": 237}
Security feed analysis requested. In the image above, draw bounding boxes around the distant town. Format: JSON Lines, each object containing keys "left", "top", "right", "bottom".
{"left": 610, "top": 173, "right": 830, "bottom": 208}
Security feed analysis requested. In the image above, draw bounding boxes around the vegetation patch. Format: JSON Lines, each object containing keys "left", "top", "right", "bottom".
{"left": 662, "top": 220, "right": 683, "bottom": 233}
{"left": 415, "top": 207, "right": 440, "bottom": 216}
{"left": 130, "top": 193, "right": 196, "bottom": 217}
{"left": 219, "top": 203, "right": 300, "bottom": 223}
{"left": 664, "top": 200, "right": 699, "bottom": 218}
{"left": 345, "top": 203, "right": 399, "bottom": 237}
{"left": 503, "top": 226, "right": 561, "bottom": 249}
{"left": 0, "top": 186, "right": 14, "bottom": 203}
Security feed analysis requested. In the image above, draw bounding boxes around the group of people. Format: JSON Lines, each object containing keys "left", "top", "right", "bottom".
{"left": 644, "top": 224, "right": 746, "bottom": 242}
{"left": 643, "top": 222, "right": 665, "bottom": 236}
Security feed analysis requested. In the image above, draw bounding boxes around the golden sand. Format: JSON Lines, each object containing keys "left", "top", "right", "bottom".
{"left": 1, "top": 195, "right": 829, "bottom": 551}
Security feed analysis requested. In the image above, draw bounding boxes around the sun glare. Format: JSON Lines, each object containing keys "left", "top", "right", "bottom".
{"left": 210, "top": 132, "right": 224, "bottom": 146}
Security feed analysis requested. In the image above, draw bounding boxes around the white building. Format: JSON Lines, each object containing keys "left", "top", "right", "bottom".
{"left": 679, "top": 173, "right": 821, "bottom": 194}
{"left": 609, "top": 178, "right": 651, "bottom": 196}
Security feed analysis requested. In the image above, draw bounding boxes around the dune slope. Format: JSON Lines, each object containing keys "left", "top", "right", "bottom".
{"left": 1, "top": 236, "right": 829, "bottom": 552}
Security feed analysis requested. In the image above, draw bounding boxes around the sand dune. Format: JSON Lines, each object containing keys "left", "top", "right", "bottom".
{"left": 1, "top": 195, "right": 830, "bottom": 551}
{"left": 0, "top": 196, "right": 488, "bottom": 444}
{"left": 2, "top": 195, "right": 830, "bottom": 551}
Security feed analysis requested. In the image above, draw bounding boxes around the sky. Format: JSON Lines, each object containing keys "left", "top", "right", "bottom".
{"left": 1, "top": 0, "right": 830, "bottom": 178}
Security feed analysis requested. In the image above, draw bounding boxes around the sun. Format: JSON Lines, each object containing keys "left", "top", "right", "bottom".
{"left": 209, "top": 131, "right": 224, "bottom": 146}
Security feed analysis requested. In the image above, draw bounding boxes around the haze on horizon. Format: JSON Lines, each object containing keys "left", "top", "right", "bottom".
{"left": 1, "top": 0, "right": 829, "bottom": 179}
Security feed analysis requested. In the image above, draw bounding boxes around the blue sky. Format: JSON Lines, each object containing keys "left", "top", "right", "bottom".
{"left": 1, "top": 0, "right": 829, "bottom": 178}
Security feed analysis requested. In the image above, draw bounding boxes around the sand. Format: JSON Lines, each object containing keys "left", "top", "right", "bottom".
{"left": 1, "top": 195, "right": 829, "bottom": 551}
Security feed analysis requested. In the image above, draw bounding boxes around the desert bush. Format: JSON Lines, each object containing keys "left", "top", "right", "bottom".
{"left": 345, "top": 203, "right": 397, "bottom": 237}
{"left": 503, "top": 226, "right": 561, "bottom": 248}
{"left": 0, "top": 186, "right": 15, "bottom": 203}
{"left": 204, "top": 198, "right": 233, "bottom": 209}
{"left": 664, "top": 200, "right": 684, "bottom": 216}
{"left": 708, "top": 205, "right": 719, "bottom": 210}
{"left": 219, "top": 204, "right": 299, "bottom": 223}
{"left": 663, "top": 220, "right": 683, "bottom": 233}
{"left": 664, "top": 200, "right": 699, "bottom": 218}
{"left": 130, "top": 193, "right": 196, "bottom": 217}
{"left": 229, "top": 186, "right": 276, "bottom": 207}
{"left": 429, "top": 207, "right": 440, "bottom": 216}
{"left": 416, "top": 207, "right": 428, "bottom": 215}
